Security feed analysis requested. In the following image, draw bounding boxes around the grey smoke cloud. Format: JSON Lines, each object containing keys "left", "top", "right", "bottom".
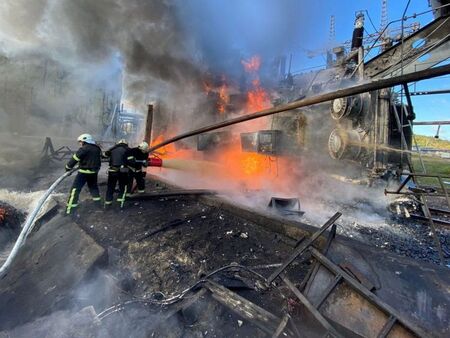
{"left": 0, "top": 0, "right": 319, "bottom": 141}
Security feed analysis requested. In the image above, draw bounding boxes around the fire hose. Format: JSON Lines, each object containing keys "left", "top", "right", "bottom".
{"left": 0, "top": 169, "right": 77, "bottom": 277}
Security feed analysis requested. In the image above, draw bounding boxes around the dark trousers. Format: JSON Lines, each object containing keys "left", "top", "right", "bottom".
{"left": 128, "top": 171, "right": 145, "bottom": 193}
{"left": 105, "top": 171, "right": 128, "bottom": 204}
{"left": 66, "top": 172, "right": 100, "bottom": 214}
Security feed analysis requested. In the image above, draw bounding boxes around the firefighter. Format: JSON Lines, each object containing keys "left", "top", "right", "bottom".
{"left": 65, "top": 133, "right": 102, "bottom": 214}
{"left": 104, "top": 139, "right": 129, "bottom": 208}
{"left": 126, "top": 141, "right": 149, "bottom": 194}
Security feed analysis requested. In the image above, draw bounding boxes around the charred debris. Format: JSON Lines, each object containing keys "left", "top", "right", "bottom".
{"left": 1, "top": 2, "right": 450, "bottom": 338}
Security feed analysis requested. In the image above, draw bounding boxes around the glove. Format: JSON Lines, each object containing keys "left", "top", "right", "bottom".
{"left": 65, "top": 166, "right": 71, "bottom": 172}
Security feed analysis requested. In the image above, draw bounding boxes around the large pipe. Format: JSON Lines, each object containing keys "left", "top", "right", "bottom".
{"left": 148, "top": 64, "right": 450, "bottom": 153}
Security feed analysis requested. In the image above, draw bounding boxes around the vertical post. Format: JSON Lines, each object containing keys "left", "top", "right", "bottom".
{"left": 145, "top": 104, "right": 154, "bottom": 145}
{"left": 372, "top": 91, "right": 379, "bottom": 168}
{"left": 392, "top": 103, "right": 414, "bottom": 174}
{"left": 378, "top": 88, "right": 390, "bottom": 167}
{"left": 358, "top": 47, "right": 364, "bottom": 80}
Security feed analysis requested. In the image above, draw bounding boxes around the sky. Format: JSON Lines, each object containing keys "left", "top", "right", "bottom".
{"left": 285, "top": 0, "right": 449, "bottom": 140}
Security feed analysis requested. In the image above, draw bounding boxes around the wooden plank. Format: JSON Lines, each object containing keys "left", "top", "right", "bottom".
{"left": 204, "top": 281, "right": 280, "bottom": 334}
{"left": 268, "top": 212, "right": 342, "bottom": 283}
{"left": 310, "top": 248, "right": 430, "bottom": 338}
{"left": 280, "top": 275, "right": 343, "bottom": 338}
{"left": 162, "top": 288, "right": 207, "bottom": 321}
{"left": 272, "top": 314, "right": 290, "bottom": 338}
{"left": 340, "top": 263, "right": 376, "bottom": 291}
{"left": 302, "top": 223, "right": 338, "bottom": 293}
{"left": 377, "top": 315, "right": 397, "bottom": 338}
{"left": 313, "top": 275, "right": 343, "bottom": 309}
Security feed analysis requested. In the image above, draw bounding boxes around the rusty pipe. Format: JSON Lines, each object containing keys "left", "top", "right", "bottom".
{"left": 148, "top": 64, "right": 450, "bottom": 153}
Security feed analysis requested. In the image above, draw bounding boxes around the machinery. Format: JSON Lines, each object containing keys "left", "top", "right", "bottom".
{"left": 147, "top": 2, "right": 450, "bottom": 184}
{"left": 228, "top": 5, "right": 450, "bottom": 180}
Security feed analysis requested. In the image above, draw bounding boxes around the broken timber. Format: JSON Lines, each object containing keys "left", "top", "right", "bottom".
{"left": 306, "top": 248, "right": 430, "bottom": 338}
{"left": 281, "top": 274, "right": 343, "bottom": 338}
{"left": 203, "top": 280, "right": 283, "bottom": 335}
{"left": 268, "top": 212, "right": 342, "bottom": 283}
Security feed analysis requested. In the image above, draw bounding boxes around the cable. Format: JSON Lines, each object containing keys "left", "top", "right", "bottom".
{"left": 96, "top": 263, "right": 273, "bottom": 321}
{"left": 364, "top": 10, "right": 379, "bottom": 34}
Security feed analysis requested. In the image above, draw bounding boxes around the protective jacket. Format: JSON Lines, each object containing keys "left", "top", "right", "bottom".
{"left": 66, "top": 143, "right": 102, "bottom": 174}
{"left": 126, "top": 147, "right": 148, "bottom": 172}
{"left": 105, "top": 144, "right": 129, "bottom": 171}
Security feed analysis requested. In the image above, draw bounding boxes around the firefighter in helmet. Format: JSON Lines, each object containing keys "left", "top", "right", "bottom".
{"left": 126, "top": 141, "right": 149, "bottom": 194}
{"left": 104, "top": 139, "right": 130, "bottom": 208}
{"left": 65, "top": 133, "right": 102, "bottom": 214}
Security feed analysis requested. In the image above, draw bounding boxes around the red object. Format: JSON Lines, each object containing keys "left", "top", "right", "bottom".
{"left": 148, "top": 157, "right": 163, "bottom": 167}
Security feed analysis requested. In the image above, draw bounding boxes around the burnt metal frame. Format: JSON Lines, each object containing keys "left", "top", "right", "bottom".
{"left": 281, "top": 274, "right": 343, "bottom": 338}
{"left": 267, "top": 214, "right": 344, "bottom": 337}
{"left": 385, "top": 173, "right": 450, "bottom": 208}
{"left": 41, "top": 137, "right": 73, "bottom": 162}
{"left": 308, "top": 248, "right": 431, "bottom": 338}
{"left": 268, "top": 212, "right": 342, "bottom": 283}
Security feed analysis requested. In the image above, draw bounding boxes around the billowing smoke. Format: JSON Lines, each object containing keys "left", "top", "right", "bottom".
{"left": 0, "top": 0, "right": 317, "bottom": 140}
{"left": 176, "top": 0, "right": 314, "bottom": 79}
{"left": 0, "top": 1, "right": 194, "bottom": 139}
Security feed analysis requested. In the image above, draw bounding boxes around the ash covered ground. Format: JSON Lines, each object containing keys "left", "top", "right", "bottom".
{"left": 0, "top": 146, "right": 449, "bottom": 336}
{"left": 68, "top": 192, "right": 309, "bottom": 337}
{"left": 154, "top": 168, "right": 450, "bottom": 267}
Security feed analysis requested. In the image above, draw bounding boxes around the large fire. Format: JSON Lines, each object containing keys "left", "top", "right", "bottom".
{"left": 149, "top": 55, "right": 284, "bottom": 191}
{"left": 217, "top": 80, "right": 229, "bottom": 114}
{"left": 241, "top": 55, "right": 270, "bottom": 113}
{"left": 246, "top": 79, "right": 270, "bottom": 112}
{"left": 150, "top": 134, "right": 193, "bottom": 160}
{"left": 241, "top": 56, "right": 261, "bottom": 73}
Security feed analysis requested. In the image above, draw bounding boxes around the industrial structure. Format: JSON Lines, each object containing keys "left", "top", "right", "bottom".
{"left": 179, "top": 1, "right": 450, "bottom": 183}
{"left": 0, "top": 1, "right": 450, "bottom": 338}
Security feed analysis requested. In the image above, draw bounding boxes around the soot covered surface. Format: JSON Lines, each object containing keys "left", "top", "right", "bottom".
{"left": 69, "top": 189, "right": 309, "bottom": 337}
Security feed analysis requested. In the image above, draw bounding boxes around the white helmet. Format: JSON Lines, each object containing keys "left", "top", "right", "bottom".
{"left": 117, "top": 139, "right": 128, "bottom": 145}
{"left": 138, "top": 141, "right": 149, "bottom": 152}
{"left": 77, "top": 133, "right": 95, "bottom": 144}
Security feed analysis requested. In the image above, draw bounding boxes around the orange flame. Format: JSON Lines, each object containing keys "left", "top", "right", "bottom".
{"left": 150, "top": 134, "right": 194, "bottom": 160}
{"left": 217, "top": 79, "right": 229, "bottom": 114}
{"left": 247, "top": 79, "right": 270, "bottom": 112}
{"left": 241, "top": 56, "right": 261, "bottom": 73}
{"left": 241, "top": 56, "right": 270, "bottom": 113}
